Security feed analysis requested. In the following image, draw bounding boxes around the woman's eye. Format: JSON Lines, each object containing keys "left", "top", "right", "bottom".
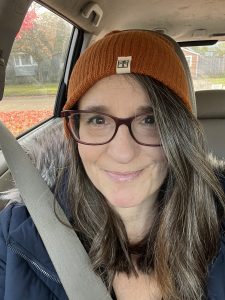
{"left": 142, "top": 115, "right": 155, "bottom": 125}
{"left": 87, "top": 115, "right": 106, "bottom": 125}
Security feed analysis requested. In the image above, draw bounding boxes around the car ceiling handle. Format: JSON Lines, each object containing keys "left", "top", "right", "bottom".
{"left": 81, "top": 2, "right": 103, "bottom": 27}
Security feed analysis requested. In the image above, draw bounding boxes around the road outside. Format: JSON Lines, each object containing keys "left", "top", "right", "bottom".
{"left": 0, "top": 95, "right": 55, "bottom": 111}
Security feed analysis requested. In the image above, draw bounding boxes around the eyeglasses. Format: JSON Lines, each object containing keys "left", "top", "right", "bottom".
{"left": 61, "top": 110, "right": 161, "bottom": 146}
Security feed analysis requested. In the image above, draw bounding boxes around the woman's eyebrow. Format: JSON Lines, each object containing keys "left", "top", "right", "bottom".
{"left": 136, "top": 105, "right": 153, "bottom": 114}
{"left": 81, "top": 105, "right": 109, "bottom": 113}
{"left": 81, "top": 104, "right": 153, "bottom": 114}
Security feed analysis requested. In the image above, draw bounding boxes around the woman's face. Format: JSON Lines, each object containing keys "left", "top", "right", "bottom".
{"left": 78, "top": 75, "right": 168, "bottom": 209}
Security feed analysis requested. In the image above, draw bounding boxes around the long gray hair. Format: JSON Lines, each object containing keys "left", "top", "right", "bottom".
{"left": 55, "top": 74, "right": 225, "bottom": 299}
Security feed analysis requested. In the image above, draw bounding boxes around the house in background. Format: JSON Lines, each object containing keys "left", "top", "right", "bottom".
{"left": 12, "top": 53, "right": 38, "bottom": 77}
{"left": 183, "top": 48, "right": 199, "bottom": 78}
{"left": 6, "top": 53, "right": 38, "bottom": 83}
{"left": 6, "top": 52, "right": 64, "bottom": 84}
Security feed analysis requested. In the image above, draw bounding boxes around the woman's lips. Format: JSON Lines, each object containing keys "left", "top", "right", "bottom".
{"left": 105, "top": 170, "right": 143, "bottom": 182}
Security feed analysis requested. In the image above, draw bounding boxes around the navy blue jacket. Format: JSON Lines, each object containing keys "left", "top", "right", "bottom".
{"left": 0, "top": 187, "right": 225, "bottom": 299}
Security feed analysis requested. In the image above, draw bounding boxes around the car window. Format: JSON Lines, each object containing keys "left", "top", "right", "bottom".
{"left": 0, "top": 1, "right": 73, "bottom": 136}
{"left": 182, "top": 42, "right": 225, "bottom": 91}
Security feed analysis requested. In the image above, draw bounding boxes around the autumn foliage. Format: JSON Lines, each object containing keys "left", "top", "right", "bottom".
{"left": 16, "top": 9, "right": 37, "bottom": 40}
{"left": 0, "top": 111, "right": 52, "bottom": 136}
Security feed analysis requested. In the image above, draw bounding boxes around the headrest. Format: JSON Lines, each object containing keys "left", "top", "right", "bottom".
{"left": 196, "top": 90, "right": 225, "bottom": 119}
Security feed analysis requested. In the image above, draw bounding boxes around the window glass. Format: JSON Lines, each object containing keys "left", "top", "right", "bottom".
{"left": 182, "top": 42, "right": 225, "bottom": 91}
{"left": 0, "top": 2, "right": 73, "bottom": 136}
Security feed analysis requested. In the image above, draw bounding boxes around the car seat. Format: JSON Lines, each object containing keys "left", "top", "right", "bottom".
{"left": 196, "top": 89, "right": 225, "bottom": 160}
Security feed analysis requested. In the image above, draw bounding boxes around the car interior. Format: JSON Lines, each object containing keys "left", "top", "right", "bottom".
{"left": 0, "top": 0, "right": 225, "bottom": 207}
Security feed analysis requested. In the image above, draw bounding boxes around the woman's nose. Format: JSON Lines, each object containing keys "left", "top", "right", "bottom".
{"left": 106, "top": 125, "right": 138, "bottom": 164}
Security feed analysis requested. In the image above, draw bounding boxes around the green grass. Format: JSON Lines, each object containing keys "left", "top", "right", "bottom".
{"left": 208, "top": 77, "right": 225, "bottom": 85}
{"left": 4, "top": 83, "right": 58, "bottom": 97}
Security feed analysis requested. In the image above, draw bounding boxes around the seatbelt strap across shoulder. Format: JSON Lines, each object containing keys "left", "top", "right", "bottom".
{"left": 0, "top": 120, "right": 112, "bottom": 300}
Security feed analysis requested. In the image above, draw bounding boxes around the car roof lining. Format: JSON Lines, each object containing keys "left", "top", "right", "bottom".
{"left": 39, "top": 0, "right": 225, "bottom": 42}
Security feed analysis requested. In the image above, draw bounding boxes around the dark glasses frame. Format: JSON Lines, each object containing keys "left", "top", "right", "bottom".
{"left": 61, "top": 110, "right": 161, "bottom": 147}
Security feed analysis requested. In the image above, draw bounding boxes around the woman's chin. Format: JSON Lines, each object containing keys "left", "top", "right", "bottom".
{"left": 106, "top": 193, "right": 141, "bottom": 208}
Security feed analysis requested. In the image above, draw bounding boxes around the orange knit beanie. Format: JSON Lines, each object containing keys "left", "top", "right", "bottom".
{"left": 64, "top": 30, "right": 191, "bottom": 111}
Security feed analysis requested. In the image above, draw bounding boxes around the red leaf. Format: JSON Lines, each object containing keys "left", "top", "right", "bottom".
{"left": 16, "top": 8, "right": 37, "bottom": 40}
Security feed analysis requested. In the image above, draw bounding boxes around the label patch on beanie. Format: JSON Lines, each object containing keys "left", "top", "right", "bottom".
{"left": 116, "top": 56, "right": 132, "bottom": 74}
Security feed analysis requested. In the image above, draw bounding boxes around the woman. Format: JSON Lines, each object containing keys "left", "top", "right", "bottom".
{"left": 0, "top": 30, "right": 225, "bottom": 300}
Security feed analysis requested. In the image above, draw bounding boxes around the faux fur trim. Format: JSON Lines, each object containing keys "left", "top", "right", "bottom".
{"left": 0, "top": 120, "right": 68, "bottom": 205}
{"left": 208, "top": 153, "right": 225, "bottom": 175}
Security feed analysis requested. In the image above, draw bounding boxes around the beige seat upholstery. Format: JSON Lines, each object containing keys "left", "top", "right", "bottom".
{"left": 196, "top": 90, "right": 225, "bottom": 159}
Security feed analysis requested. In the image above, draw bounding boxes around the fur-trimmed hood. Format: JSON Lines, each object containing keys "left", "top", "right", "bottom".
{"left": 0, "top": 118, "right": 225, "bottom": 206}
{"left": 0, "top": 119, "right": 68, "bottom": 205}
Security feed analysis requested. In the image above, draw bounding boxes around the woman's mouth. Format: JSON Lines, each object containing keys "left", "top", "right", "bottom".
{"left": 105, "top": 170, "right": 143, "bottom": 182}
